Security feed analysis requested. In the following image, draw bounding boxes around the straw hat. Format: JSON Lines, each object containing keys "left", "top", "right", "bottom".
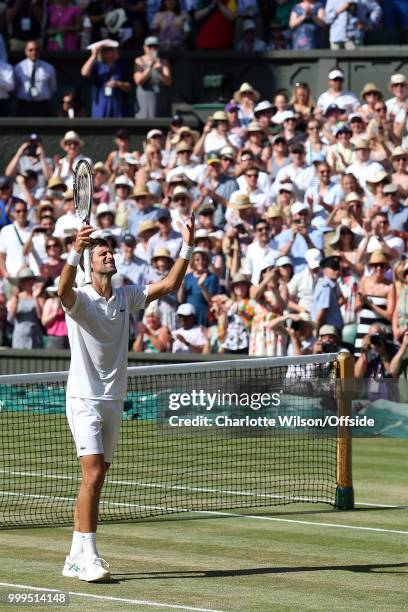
{"left": 211, "top": 110, "right": 228, "bottom": 122}
{"left": 93, "top": 161, "right": 108, "bottom": 175}
{"left": 133, "top": 185, "right": 152, "bottom": 198}
{"left": 345, "top": 191, "right": 363, "bottom": 204}
{"left": 192, "top": 247, "right": 211, "bottom": 261}
{"left": 138, "top": 220, "right": 158, "bottom": 236}
{"left": 233, "top": 82, "right": 261, "bottom": 103}
{"left": 267, "top": 205, "right": 284, "bottom": 219}
{"left": 227, "top": 194, "right": 253, "bottom": 209}
{"left": 391, "top": 146, "right": 408, "bottom": 159}
{"left": 172, "top": 185, "right": 191, "bottom": 200}
{"left": 9, "top": 268, "right": 44, "bottom": 286}
{"left": 354, "top": 137, "right": 370, "bottom": 150}
{"left": 360, "top": 82, "right": 383, "bottom": 99}
{"left": 246, "top": 121, "right": 264, "bottom": 133}
{"left": 388, "top": 73, "right": 407, "bottom": 92}
{"left": 60, "top": 130, "right": 83, "bottom": 149}
{"left": 194, "top": 228, "right": 214, "bottom": 247}
{"left": 47, "top": 177, "right": 67, "bottom": 191}
{"left": 369, "top": 250, "right": 389, "bottom": 265}
{"left": 230, "top": 273, "right": 251, "bottom": 286}
{"left": 329, "top": 223, "right": 357, "bottom": 248}
{"left": 151, "top": 247, "right": 173, "bottom": 263}
{"left": 176, "top": 141, "right": 193, "bottom": 153}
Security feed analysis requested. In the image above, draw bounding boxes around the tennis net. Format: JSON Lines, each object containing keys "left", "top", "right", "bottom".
{"left": 0, "top": 353, "right": 353, "bottom": 528}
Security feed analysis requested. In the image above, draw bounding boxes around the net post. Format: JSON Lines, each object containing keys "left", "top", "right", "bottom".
{"left": 335, "top": 352, "right": 355, "bottom": 510}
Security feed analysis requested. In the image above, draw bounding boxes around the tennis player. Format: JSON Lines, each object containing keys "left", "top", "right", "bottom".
{"left": 58, "top": 214, "right": 195, "bottom": 582}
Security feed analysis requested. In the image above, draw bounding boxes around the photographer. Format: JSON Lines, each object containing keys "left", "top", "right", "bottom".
{"left": 313, "top": 324, "right": 341, "bottom": 354}
{"left": 325, "top": 0, "right": 382, "bottom": 50}
{"left": 5, "top": 134, "right": 53, "bottom": 191}
{"left": 354, "top": 324, "right": 398, "bottom": 398}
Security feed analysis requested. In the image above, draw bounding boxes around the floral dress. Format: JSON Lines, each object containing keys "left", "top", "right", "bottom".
{"left": 221, "top": 299, "right": 256, "bottom": 352}
{"left": 249, "top": 301, "right": 287, "bottom": 357}
{"left": 291, "top": 3, "right": 324, "bottom": 50}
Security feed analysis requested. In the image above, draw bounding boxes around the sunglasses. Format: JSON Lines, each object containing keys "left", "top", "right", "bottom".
{"left": 375, "top": 106, "right": 386, "bottom": 112}
{"left": 46, "top": 243, "right": 59, "bottom": 248}
{"left": 246, "top": 173, "right": 258, "bottom": 178}
{"left": 221, "top": 156, "right": 233, "bottom": 161}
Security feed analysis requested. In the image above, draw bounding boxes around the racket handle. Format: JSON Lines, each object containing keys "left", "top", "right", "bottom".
{"left": 84, "top": 248, "right": 92, "bottom": 284}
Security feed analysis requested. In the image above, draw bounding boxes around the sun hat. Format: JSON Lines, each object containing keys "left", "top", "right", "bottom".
{"left": 383, "top": 183, "right": 399, "bottom": 195}
{"left": 329, "top": 223, "right": 357, "bottom": 248}
{"left": 360, "top": 82, "right": 382, "bottom": 99}
{"left": 366, "top": 170, "right": 390, "bottom": 193}
{"left": 151, "top": 247, "right": 174, "bottom": 263}
{"left": 138, "top": 220, "right": 158, "bottom": 236}
{"left": 233, "top": 82, "right": 261, "bottom": 103}
{"left": 144, "top": 36, "right": 159, "bottom": 46}
{"left": 267, "top": 205, "right": 284, "bottom": 219}
{"left": 254, "top": 100, "right": 274, "bottom": 115}
{"left": 231, "top": 273, "right": 251, "bottom": 285}
{"left": 276, "top": 256, "right": 293, "bottom": 267}
{"left": 291, "top": 201, "right": 309, "bottom": 215}
{"left": 96, "top": 203, "right": 115, "bottom": 217}
{"left": 211, "top": 110, "right": 228, "bottom": 122}
{"left": 114, "top": 175, "right": 134, "bottom": 189}
{"left": 192, "top": 247, "right": 211, "bottom": 260}
{"left": 246, "top": 121, "right": 264, "bottom": 133}
{"left": 345, "top": 191, "right": 363, "bottom": 204}
{"left": 147, "top": 129, "right": 163, "bottom": 139}
{"left": 391, "top": 146, "right": 408, "bottom": 159}
{"left": 369, "top": 250, "right": 389, "bottom": 265}
{"left": 354, "top": 137, "right": 370, "bottom": 150}
{"left": 227, "top": 194, "right": 253, "bottom": 209}
{"left": 388, "top": 74, "right": 407, "bottom": 92}
{"left": 319, "top": 324, "right": 339, "bottom": 338}
{"left": 9, "top": 268, "right": 44, "bottom": 286}
{"left": 172, "top": 185, "right": 191, "bottom": 199}
{"left": 93, "top": 162, "right": 108, "bottom": 175}
{"left": 47, "top": 177, "right": 67, "bottom": 191}
{"left": 60, "top": 130, "right": 83, "bottom": 149}
{"left": 133, "top": 185, "right": 152, "bottom": 198}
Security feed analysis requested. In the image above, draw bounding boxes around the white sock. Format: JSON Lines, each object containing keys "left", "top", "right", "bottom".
{"left": 81, "top": 532, "right": 98, "bottom": 559}
{"left": 69, "top": 531, "right": 83, "bottom": 559}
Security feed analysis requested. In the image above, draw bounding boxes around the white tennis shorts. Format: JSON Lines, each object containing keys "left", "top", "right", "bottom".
{"left": 66, "top": 397, "right": 124, "bottom": 463}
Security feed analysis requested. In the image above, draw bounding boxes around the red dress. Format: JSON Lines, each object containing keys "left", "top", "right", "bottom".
{"left": 196, "top": 0, "right": 236, "bottom": 49}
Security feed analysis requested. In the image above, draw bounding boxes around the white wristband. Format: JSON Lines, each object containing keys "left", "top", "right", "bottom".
{"left": 179, "top": 243, "right": 194, "bottom": 260}
{"left": 67, "top": 250, "right": 81, "bottom": 267}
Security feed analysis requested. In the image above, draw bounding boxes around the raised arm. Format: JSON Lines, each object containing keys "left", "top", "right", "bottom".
{"left": 146, "top": 214, "right": 194, "bottom": 305}
{"left": 58, "top": 225, "right": 95, "bottom": 309}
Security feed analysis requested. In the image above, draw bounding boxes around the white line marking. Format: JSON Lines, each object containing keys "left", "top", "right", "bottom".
{"left": 0, "top": 582, "right": 224, "bottom": 612}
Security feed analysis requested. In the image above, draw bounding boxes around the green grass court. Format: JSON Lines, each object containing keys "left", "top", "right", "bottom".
{"left": 0, "top": 438, "right": 407, "bottom": 611}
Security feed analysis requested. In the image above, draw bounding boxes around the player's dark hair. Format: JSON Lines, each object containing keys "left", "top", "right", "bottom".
{"left": 80, "top": 238, "right": 110, "bottom": 272}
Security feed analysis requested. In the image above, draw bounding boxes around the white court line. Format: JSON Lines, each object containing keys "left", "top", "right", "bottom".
{"left": 1, "top": 491, "right": 407, "bottom": 534}
{"left": 0, "top": 582, "right": 223, "bottom": 612}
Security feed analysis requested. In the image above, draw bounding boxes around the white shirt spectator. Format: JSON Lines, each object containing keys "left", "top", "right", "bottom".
{"left": 0, "top": 221, "right": 33, "bottom": 276}
{"left": 231, "top": 187, "right": 269, "bottom": 215}
{"left": 237, "top": 170, "right": 270, "bottom": 193}
{"left": 172, "top": 326, "right": 207, "bottom": 352}
{"left": 346, "top": 160, "right": 384, "bottom": 189}
{"left": 0, "top": 61, "right": 14, "bottom": 100}
{"left": 316, "top": 90, "right": 359, "bottom": 114}
{"left": 14, "top": 58, "right": 57, "bottom": 102}
{"left": 204, "top": 130, "right": 241, "bottom": 153}
{"left": 272, "top": 163, "right": 315, "bottom": 199}
{"left": 166, "top": 162, "right": 206, "bottom": 184}
{"left": 386, "top": 95, "right": 408, "bottom": 122}
{"left": 287, "top": 268, "right": 319, "bottom": 313}
{"left": 57, "top": 155, "right": 92, "bottom": 189}
{"left": 54, "top": 211, "right": 82, "bottom": 238}
{"left": 243, "top": 241, "right": 274, "bottom": 279}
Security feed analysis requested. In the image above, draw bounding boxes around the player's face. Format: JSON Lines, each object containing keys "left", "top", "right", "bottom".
{"left": 92, "top": 245, "right": 117, "bottom": 276}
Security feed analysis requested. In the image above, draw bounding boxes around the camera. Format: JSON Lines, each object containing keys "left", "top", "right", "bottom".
{"left": 25, "top": 143, "right": 38, "bottom": 157}
{"left": 322, "top": 341, "right": 338, "bottom": 353}
{"left": 369, "top": 333, "right": 382, "bottom": 346}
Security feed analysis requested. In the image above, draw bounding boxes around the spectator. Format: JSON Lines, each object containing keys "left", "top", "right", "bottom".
{"left": 135, "top": 220, "right": 159, "bottom": 262}
{"left": 46, "top": 0, "right": 82, "bottom": 51}
{"left": 244, "top": 218, "right": 277, "bottom": 278}
{"left": 269, "top": 135, "right": 290, "bottom": 179}
{"left": 286, "top": 312, "right": 316, "bottom": 355}
{"left": 147, "top": 207, "right": 182, "bottom": 260}
{"left": 311, "top": 255, "right": 343, "bottom": 334}
{"left": 81, "top": 40, "right": 131, "bottom": 118}
{"left": 134, "top": 36, "right": 172, "bottom": 118}
{"left": 272, "top": 90, "right": 289, "bottom": 125}
{"left": 346, "top": 137, "right": 383, "bottom": 190}
{"left": 95, "top": 203, "right": 124, "bottom": 241}
{"left": 391, "top": 147, "right": 408, "bottom": 196}
{"left": 42, "top": 276, "right": 69, "bottom": 349}
{"left": 54, "top": 130, "right": 91, "bottom": 188}
{"left": 8, "top": 268, "right": 44, "bottom": 349}
{"left": 316, "top": 69, "right": 359, "bottom": 115}
{"left": 0, "top": 56, "right": 14, "bottom": 116}
{"left": 127, "top": 185, "right": 157, "bottom": 235}
{"left": 105, "top": 129, "right": 133, "bottom": 174}
{"left": 151, "top": 0, "right": 188, "bottom": 50}
{"left": 5, "top": 1, "right": 44, "bottom": 51}
{"left": 113, "top": 233, "right": 150, "bottom": 287}
{"left": 0, "top": 200, "right": 33, "bottom": 278}
{"left": 195, "top": 0, "right": 236, "bottom": 50}
{"left": 39, "top": 236, "right": 65, "bottom": 285}
{"left": 354, "top": 323, "right": 397, "bottom": 400}
{"left": 386, "top": 73, "right": 408, "bottom": 119}
{"left": 312, "top": 323, "right": 342, "bottom": 354}
{"left": 329, "top": 223, "right": 363, "bottom": 275}
{"left": 233, "top": 82, "right": 260, "bottom": 128}
{"left": 14, "top": 40, "right": 57, "bottom": 117}
{"left": 325, "top": 0, "right": 381, "bottom": 50}
{"left": 382, "top": 184, "right": 408, "bottom": 232}
{"left": 197, "top": 152, "right": 239, "bottom": 227}
{"left": 92, "top": 162, "right": 110, "bottom": 207}
{"left": 5, "top": 134, "right": 52, "bottom": 192}
{"left": 289, "top": 81, "right": 314, "bottom": 123}
{"left": 172, "top": 303, "right": 206, "bottom": 353}
{"left": 54, "top": 190, "right": 82, "bottom": 238}
{"left": 217, "top": 274, "right": 255, "bottom": 354}
{"left": 288, "top": 247, "right": 322, "bottom": 313}
{"left": 359, "top": 82, "right": 384, "bottom": 122}
{"left": 273, "top": 143, "right": 314, "bottom": 199}
{"left": 133, "top": 302, "right": 171, "bottom": 352}
{"left": 235, "top": 18, "right": 267, "bottom": 51}
{"left": 58, "top": 90, "right": 87, "bottom": 118}
{"left": 289, "top": 0, "right": 325, "bottom": 50}
{"left": 354, "top": 250, "right": 395, "bottom": 355}
{"left": 0, "top": 176, "right": 20, "bottom": 229}
{"left": 178, "top": 246, "right": 220, "bottom": 326}
{"left": 148, "top": 246, "right": 178, "bottom": 329}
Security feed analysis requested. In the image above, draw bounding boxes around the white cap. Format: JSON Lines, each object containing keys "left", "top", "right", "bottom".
{"left": 276, "top": 256, "right": 293, "bottom": 267}
{"left": 328, "top": 69, "right": 344, "bottom": 80}
{"left": 114, "top": 175, "right": 134, "bottom": 189}
{"left": 281, "top": 110, "right": 296, "bottom": 122}
{"left": 147, "top": 129, "right": 163, "bottom": 139}
{"left": 259, "top": 251, "right": 279, "bottom": 272}
{"left": 305, "top": 248, "right": 322, "bottom": 270}
{"left": 254, "top": 100, "right": 274, "bottom": 114}
{"left": 96, "top": 203, "right": 115, "bottom": 217}
{"left": 291, "top": 201, "right": 309, "bottom": 215}
{"left": 242, "top": 18, "right": 256, "bottom": 31}
{"left": 279, "top": 182, "right": 294, "bottom": 193}
{"left": 177, "top": 303, "right": 196, "bottom": 317}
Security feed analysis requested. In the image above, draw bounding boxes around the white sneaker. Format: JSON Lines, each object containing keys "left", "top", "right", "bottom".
{"left": 61, "top": 555, "right": 83, "bottom": 578}
{"left": 79, "top": 556, "right": 110, "bottom": 582}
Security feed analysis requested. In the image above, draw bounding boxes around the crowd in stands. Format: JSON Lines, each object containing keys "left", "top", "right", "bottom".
{"left": 2, "top": 67, "right": 408, "bottom": 396}
{"left": 0, "top": 1, "right": 406, "bottom": 55}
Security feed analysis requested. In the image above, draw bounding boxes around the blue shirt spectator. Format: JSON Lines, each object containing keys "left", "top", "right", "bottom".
{"left": 311, "top": 256, "right": 343, "bottom": 332}
{"left": 325, "top": 0, "right": 382, "bottom": 48}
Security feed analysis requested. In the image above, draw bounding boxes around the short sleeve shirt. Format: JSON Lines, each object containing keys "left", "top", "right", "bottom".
{"left": 63, "top": 284, "right": 147, "bottom": 400}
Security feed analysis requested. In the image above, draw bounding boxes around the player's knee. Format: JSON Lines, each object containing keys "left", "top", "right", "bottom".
{"left": 83, "top": 465, "right": 105, "bottom": 490}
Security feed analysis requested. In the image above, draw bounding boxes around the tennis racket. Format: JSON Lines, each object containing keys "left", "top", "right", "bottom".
{"left": 73, "top": 159, "right": 93, "bottom": 284}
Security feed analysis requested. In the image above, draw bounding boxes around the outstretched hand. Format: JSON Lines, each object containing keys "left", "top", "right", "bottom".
{"left": 176, "top": 213, "right": 195, "bottom": 246}
{"left": 74, "top": 225, "right": 96, "bottom": 254}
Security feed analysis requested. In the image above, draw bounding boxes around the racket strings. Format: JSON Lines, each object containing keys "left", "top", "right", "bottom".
{"left": 74, "top": 162, "right": 92, "bottom": 223}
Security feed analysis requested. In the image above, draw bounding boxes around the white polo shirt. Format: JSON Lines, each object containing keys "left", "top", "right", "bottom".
{"left": 64, "top": 284, "right": 147, "bottom": 400}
